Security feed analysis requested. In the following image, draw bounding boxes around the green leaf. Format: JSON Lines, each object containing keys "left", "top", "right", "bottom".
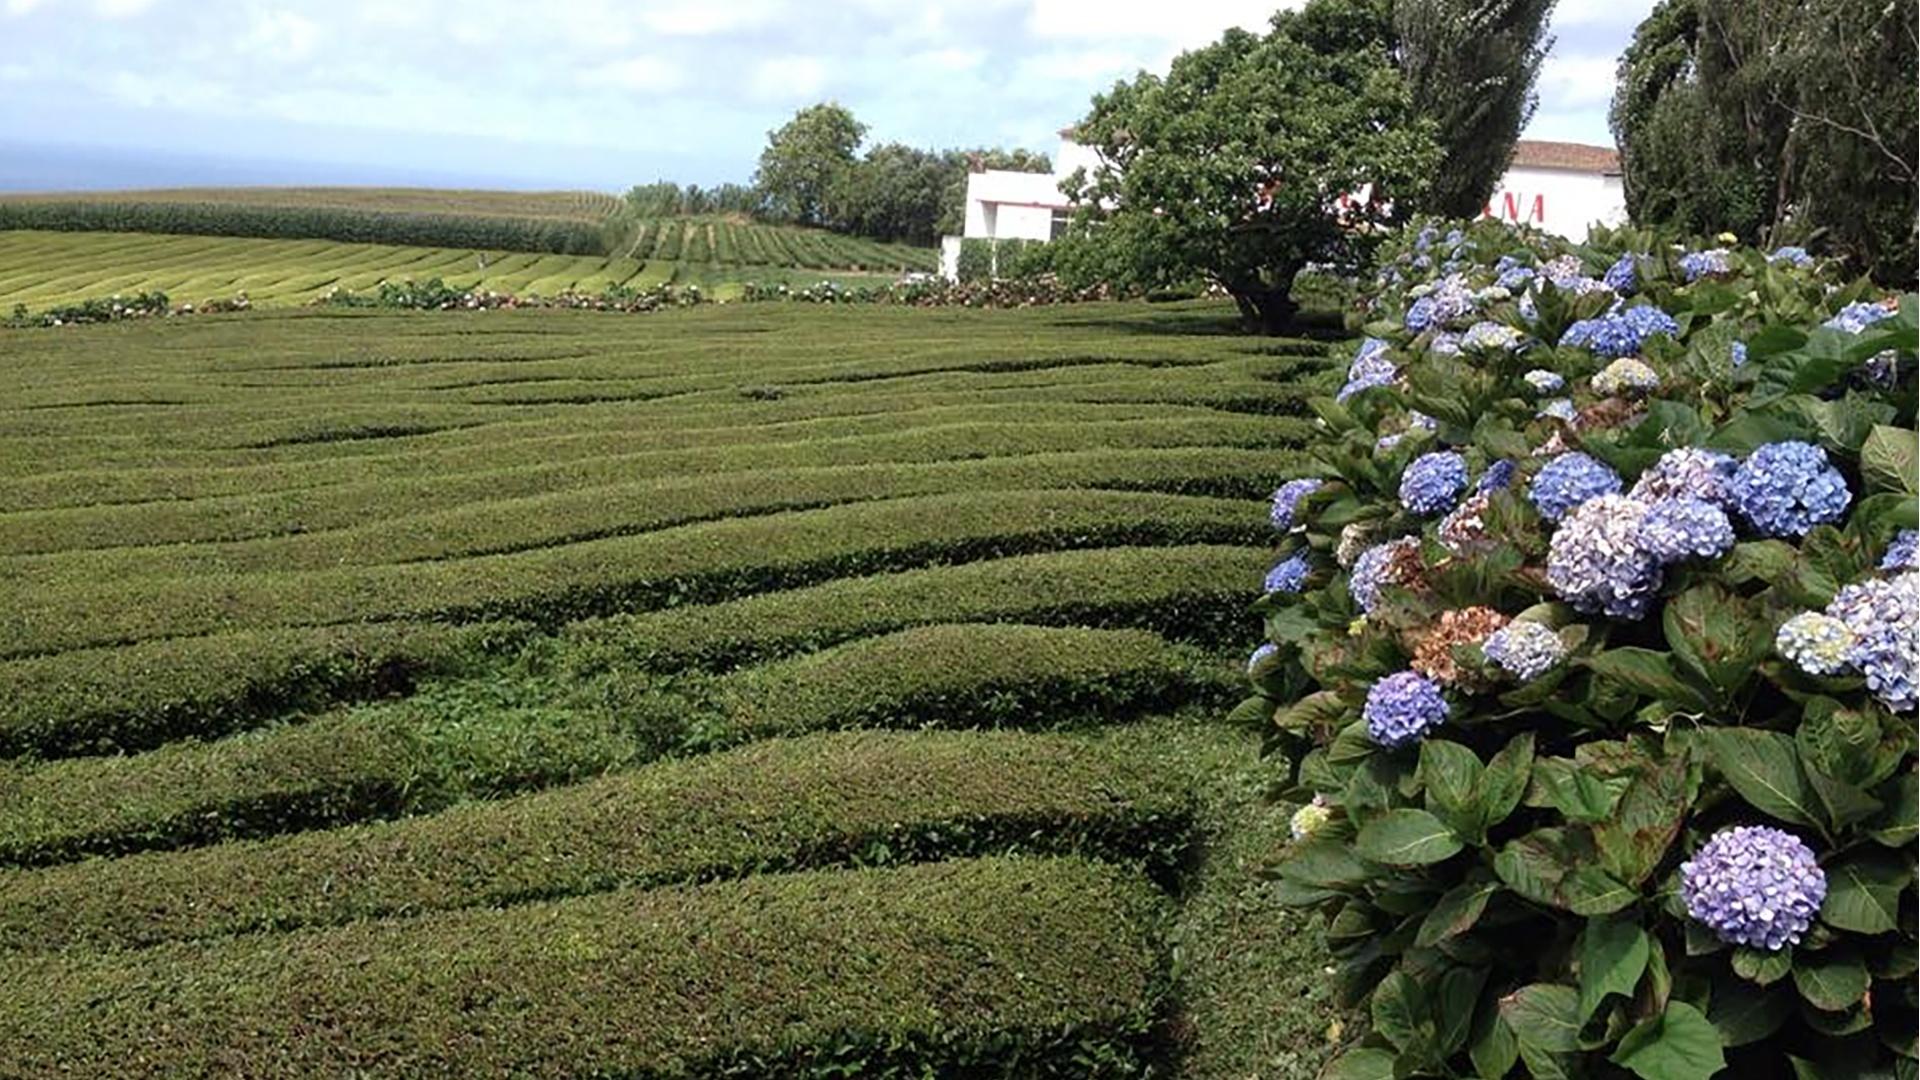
{"left": 1591, "top": 746, "right": 1692, "bottom": 886}
{"left": 1861, "top": 424, "right": 1919, "bottom": 494}
{"left": 1355, "top": 808, "right": 1463, "bottom": 867}
{"left": 1870, "top": 771, "right": 1917, "bottom": 847}
{"left": 1469, "top": 1002, "right": 1519, "bottom": 1079}
{"left": 1586, "top": 648, "right": 1715, "bottom": 711}
{"left": 1501, "top": 983, "right": 1582, "bottom": 1053}
{"left": 1724, "top": 540, "right": 1798, "bottom": 586}
{"left": 1793, "top": 950, "right": 1869, "bottom": 1012}
{"left": 1699, "top": 728, "right": 1822, "bottom": 830}
{"left": 1577, "top": 916, "right": 1650, "bottom": 1023}
{"left": 1273, "top": 689, "right": 1348, "bottom": 732}
{"left": 1478, "top": 732, "right": 1535, "bottom": 832}
{"left": 1663, "top": 584, "right": 1769, "bottom": 695}
{"left": 1278, "top": 837, "right": 1370, "bottom": 889}
{"left": 1318, "top": 1048, "right": 1396, "bottom": 1080}
{"left": 1419, "top": 739, "right": 1483, "bottom": 837}
{"left": 1706, "top": 974, "right": 1790, "bottom": 1048}
{"left": 1496, "top": 827, "right": 1630, "bottom": 913}
{"left": 1531, "top": 757, "right": 1632, "bottom": 824}
{"left": 1435, "top": 967, "right": 1488, "bottom": 1057}
{"left": 1416, "top": 878, "right": 1499, "bottom": 947}
{"left": 1731, "top": 946, "right": 1794, "bottom": 987}
{"left": 1608, "top": 1001, "right": 1727, "bottom": 1080}
{"left": 1369, "top": 970, "right": 1429, "bottom": 1054}
{"left": 1821, "top": 851, "right": 1912, "bottom": 934}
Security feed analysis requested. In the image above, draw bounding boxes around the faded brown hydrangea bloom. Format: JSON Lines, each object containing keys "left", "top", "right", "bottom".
{"left": 1411, "top": 605, "right": 1510, "bottom": 687}
{"left": 1438, "top": 491, "right": 1494, "bottom": 555}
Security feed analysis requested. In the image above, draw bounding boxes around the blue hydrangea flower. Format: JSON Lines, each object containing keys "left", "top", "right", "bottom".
{"left": 1540, "top": 254, "right": 1585, "bottom": 286}
{"left": 1546, "top": 495, "right": 1664, "bottom": 620}
{"left": 1882, "top": 529, "right": 1919, "bottom": 572}
{"left": 1350, "top": 537, "right": 1419, "bottom": 614}
{"left": 1861, "top": 349, "right": 1900, "bottom": 387}
{"left": 1630, "top": 448, "right": 1739, "bottom": 508}
{"left": 1827, "top": 573, "right": 1920, "bottom": 712}
{"left": 1731, "top": 341, "right": 1748, "bottom": 367}
{"left": 1376, "top": 432, "right": 1408, "bottom": 453}
{"left": 1603, "top": 253, "right": 1639, "bottom": 294}
{"left": 1592, "top": 357, "right": 1661, "bottom": 397}
{"left": 1481, "top": 621, "right": 1566, "bottom": 681}
{"left": 1530, "top": 452, "right": 1623, "bottom": 521}
{"left": 1639, "top": 497, "right": 1736, "bottom": 563}
{"left": 1478, "top": 458, "right": 1517, "bottom": 493}
{"left": 1338, "top": 345, "right": 1398, "bottom": 402}
{"left": 1400, "top": 451, "right": 1469, "bottom": 516}
{"left": 1775, "top": 611, "right": 1856, "bottom": 677}
{"left": 1408, "top": 411, "right": 1438, "bottom": 433}
{"left": 1679, "top": 248, "right": 1732, "bottom": 281}
{"left": 1824, "top": 301, "right": 1895, "bottom": 335}
{"left": 1682, "top": 826, "right": 1826, "bottom": 951}
{"left": 1269, "top": 478, "right": 1323, "bottom": 532}
{"left": 1265, "top": 552, "right": 1311, "bottom": 594}
{"left": 1538, "top": 397, "right": 1577, "bottom": 423}
{"left": 1430, "top": 332, "right": 1463, "bottom": 356}
{"left": 1768, "top": 246, "right": 1813, "bottom": 267}
{"left": 1404, "top": 274, "right": 1474, "bottom": 332}
{"left": 1729, "top": 441, "right": 1851, "bottom": 538}
{"left": 1363, "top": 671, "right": 1450, "bottom": 748}
{"left": 1522, "top": 369, "right": 1564, "bottom": 395}
{"left": 1560, "top": 306, "right": 1679, "bottom": 359}
{"left": 1497, "top": 264, "right": 1535, "bottom": 291}
{"left": 1414, "top": 225, "right": 1437, "bottom": 253}
{"left": 1247, "top": 642, "right": 1279, "bottom": 676}
{"left": 1462, "top": 321, "right": 1523, "bottom": 352}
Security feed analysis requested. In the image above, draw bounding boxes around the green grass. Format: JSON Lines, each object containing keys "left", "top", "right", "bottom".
{"left": 0, "top": 296, "right": 1346, "bottom": 1075}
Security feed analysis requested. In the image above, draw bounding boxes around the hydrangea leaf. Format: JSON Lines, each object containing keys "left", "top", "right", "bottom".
{"left": 1501, "top": 983, "right": 1583, "bottom": 1053}
{"left": 1417, "top": 739, "right": 1484, "bottom": 839}
{"left": 1476, "top": 732, "right": 1535, "bottom": 833}
{"left": 1577, "top": 916, "right": 1650, "bottom": 1023}
{"left": 1861, "top": 424, "right": 1919, "bottom": 495}
{"left": 1791, "top": 949, "right": 1869, "bottom": 1012}
{"left": 1868, "top": 772, "right": 1917, "bottom": 848}
{"left": 1435, "top": 966, "right": 1489, "bottom": 1058}
{"left": 1586, "top": 648, "right": 1716, "bottom": 712}
{"left": 1370, "top": 970, "right": 1434, "bottom": 1057}
{"left": 1705, "top": 973, "right": 1791, "bottom": 1047}
{"left": 1607, "top": 1001, "right": 1726, "bottom": 1080}
{"left": 1318, "top": 1048, "right": 1396, "bottom": 1080}
{"left": 1820, "top": 851, "right": 1910, "bottom": 934}
{"left": 1699, "top": 728, "right": 1822, "bottom": 831}
{"left": 1530, "top": 757, "right": 1632, "bottom": 824}
{"left": 1355, "top": 808, "right": 1464, "bottom": 867}
{"left": 1731, "top": 946, "right": 1794, "bottom": 986}
{"left": 1415, "top": 877, "right": 1500, "bottom": 948}
{"left": 1468, "top": 999, "right": 1520, "bottom": 1079}
{"left": 1663, "top": 584, "right": 1769, "bottom": 696}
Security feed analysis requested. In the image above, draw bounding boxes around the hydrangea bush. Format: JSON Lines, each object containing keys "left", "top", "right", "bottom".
{"left": 1238, "top": 218, "right": 1918, "bottom": 1078}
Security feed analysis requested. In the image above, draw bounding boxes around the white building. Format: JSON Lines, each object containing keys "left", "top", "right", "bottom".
{"left": 942, "top": 132, "right": 1627, "bottom": 279}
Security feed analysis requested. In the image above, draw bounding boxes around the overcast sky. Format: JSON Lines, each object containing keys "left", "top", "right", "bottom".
{"left": 0, "top": 0, "right": 1656, "bottom": 191}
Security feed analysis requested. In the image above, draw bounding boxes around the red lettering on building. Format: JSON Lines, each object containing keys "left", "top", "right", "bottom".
{"left": 1480, "top": 192, "right": 1548, "bottom": 224}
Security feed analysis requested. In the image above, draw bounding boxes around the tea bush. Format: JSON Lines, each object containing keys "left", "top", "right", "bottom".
{"left": 1240, "top": 218, "right": 1917, "bottom": 1077}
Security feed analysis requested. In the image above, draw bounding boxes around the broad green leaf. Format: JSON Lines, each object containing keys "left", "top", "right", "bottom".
{"left": 1821, "top": 852, "right": 1911, "bottom": 934}
{"left": 1591, "top": 747, "right": 1692, "bottom": 886}
{"left": 1418, "top": 739, "right": 1483, "bottom": 837}
{"left": 1861, "top": 424, "right": 1919, "bottom": 494}
{"left": 1706, "top": 974, "right": 1790, "bottom": 1048}
{"left": 1416, "top": 878, "right": 1499, "bottom": 947}
{"left": 1793, "top": 950, "right": 1869, "bottom": 1012}
{"left": 1577, "top": 917, "right": 1650, "bottom": 1022}
{"left": 1355, "top": 808, "right": 1463, "bottom": 867}
{"left": 1469, "top": 1001, "right": 1519, "bottom": 1079}
{"left": 1501, "top": 983, "right": 1582, "bottom": 1053}
{"left": 1274, "top": 689, "right": 1348, "bottom": 732}
{"left": 1435, "top": 967, "right": 1488, "bottom": 1057}
{"left": 1870, "top": 771, "right": 1918, "bottom": 847}
{"left": 1803, "top": 762, "right": 1884, "bottom": 833}
{"left": 1608, "top": 1001, "right": 1727, "bottom": 1080}
{"left": 1318, "top": 1047, "right": 1396, "bottom": 1080}
{"left": 1531, "top": 757, "right": 1632, "bottom": 824}
{"left": 1561, "top": 865, "right": 1638, "bottom": 915}
{"left": 1663, "top": 583, "right": 1769, "bottom": 694}
{"left": 1731, "top": 946, "right": 1793, "bottom": 986}
{"left": 1478, "top": 732, "right": 1535, "bottom": 832}
{"left": 1724, "top": 540, "right": 1798, "bottom": 586}
{"left": 1369, "top": 970, "right": 1429, "bottom": 1054}
{"left": 1699, "top": 728, "right": 1822, "bottom": 830}
{"left": 1279, "top": 838, "right": 1370, "bottom": 889}
{"left": 1586, "top": 648, "right": 1714, "bottom": 711}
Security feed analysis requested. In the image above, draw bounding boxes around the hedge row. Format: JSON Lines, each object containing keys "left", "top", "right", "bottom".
{"left": 0, "top": 856, "right": 1166, "bottom": 1078}
{"left": 15, "top": 446, "right": 1300, "bottom": 579}
{"left": 0, "top": 201, "right": 609, "bottom": 254}
{"left": 4, "top": 489, "right": 1265, "bottom": 658}
{"left": 0, "top": 727, "right": 1224, "bottom": 955}
{"left": 0, "top": 623, "right": 1219, "bottom": 863}
{"left": 0, "top": 620, "right": 519, "bottom": 759}
{"left": 561, "top": 544, "right": 1271, "bottom": 674}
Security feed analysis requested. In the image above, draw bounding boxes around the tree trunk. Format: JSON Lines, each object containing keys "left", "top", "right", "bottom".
{"left": 1230, "top": 285, "right": 1300, "bottom": 335}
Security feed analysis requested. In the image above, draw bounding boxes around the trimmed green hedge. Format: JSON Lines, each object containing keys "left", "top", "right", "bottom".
{"left": 0, "top": 620, "right": 520, "bottom": 758}
{"left": 0, "top": 856, "right": 1167, "bottom": 1078}
{"left": 3, "top": 489, "right": 1264, "bottom": 657}
{"left": 561, "top": 543, "right": 1271, "bottom": 673}
{"left": 0, "top": 727, "right": 1223, "bottom": 954}
{"left": 0, "top": 201, "right": 608, "bottom": 254}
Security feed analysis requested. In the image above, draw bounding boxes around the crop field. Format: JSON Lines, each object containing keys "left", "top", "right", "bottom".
{"left": 0, "top": 228, "right": 934, "bottom": 311}
{"left": 0, "top": 186, "right": 623, "bottom": 221}
{"left": 0, "top": 300, "right": 1344, "bottom": 1076}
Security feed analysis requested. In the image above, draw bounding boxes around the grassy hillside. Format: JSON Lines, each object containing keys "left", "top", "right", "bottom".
{"left": 0, "top": 228, "right": 936, "bottom": 310}
{"left": 0, "top": 301, "right": 1344, "bottom": 1076}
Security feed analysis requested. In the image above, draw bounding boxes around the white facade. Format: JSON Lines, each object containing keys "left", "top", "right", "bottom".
{"left": 942, "top": 134, "right": 1628, "bottom": 278}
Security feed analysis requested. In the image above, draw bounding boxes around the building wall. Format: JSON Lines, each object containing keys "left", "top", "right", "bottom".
{"left": 1481, "top": 165, "right": 1627, "bottom": 241}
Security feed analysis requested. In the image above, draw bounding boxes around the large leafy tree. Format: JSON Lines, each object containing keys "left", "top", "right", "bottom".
{"left": 754, "top": 103, "right": 867, "bottom": 227}
{"left": 1069, "top": 0, "right": 1440, "bottom": 332}
{"left": 1393, "top": 0, "right": 1557, "bottom": 219}
{"left": 1612, "top": 0, "right": 1917, "bottom": 286}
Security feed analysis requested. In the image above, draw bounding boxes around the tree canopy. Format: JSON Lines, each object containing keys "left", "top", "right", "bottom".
{"left": 754, "top": 103, "right": 867, "bottom": 227}
{"left": 1068, "top": 0, "right": 1441, "bottom": 332}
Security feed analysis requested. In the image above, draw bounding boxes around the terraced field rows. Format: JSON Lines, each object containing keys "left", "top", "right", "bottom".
{"left": 0, "top": 186, "right": 623, "bottom": 221}
{"left": 0, "top": 300, "right": 1343, "bottom": 1076}
{"left": 0, "top": 226, "right": 934, "bottom": 310}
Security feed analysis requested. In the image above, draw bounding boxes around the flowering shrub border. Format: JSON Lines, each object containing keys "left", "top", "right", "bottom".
{"left": 1242, "top": 218, "right": 1917, "bottom": 1077}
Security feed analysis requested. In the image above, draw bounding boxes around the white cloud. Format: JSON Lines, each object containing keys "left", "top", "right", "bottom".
{"left": 1536, "top": 53, "right": 1618, "bottom": 110}
{"left": 749, "top": 55, "right": 827, "bottom": 101}
{"left": 1026, "top": 0, "right": 1293, "bottom": 47}
{"left": 915, "top": 47, "right": 985, "bottom": 73}
{"left": 243, "top": 9, "right": 320, "bottom": 62}
{"left": 4, "top": 0, "right": 45, "bottom": 15}
{"left": 579, "top": 55, "right": 685, "bottom": 93}
{"left": 93, "top": 0, "right": 156, "bottom": 16}
{"left": 1011, "top": 48, "right": 1142, "bottom": 86}
{"left": 641, "top": 0, "right": 783, "bottom": 36}
{"left": 1552, "top": 0, "right": 1656, "bottom": 29}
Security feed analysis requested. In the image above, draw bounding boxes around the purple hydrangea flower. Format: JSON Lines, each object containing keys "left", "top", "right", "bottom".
{"left": 1768, "top": 246, "right": 1813, "bottom": 267}
{"left": 1481, "top": 621, "right": 1566, "bottom": 681}
{"left": 1350, "top": 537, "right": 1419, "bottom": 614}
{"left": 1247, "top": 642, "right": 1279, "bottom": 676}
{"left": 1776, "top": 611, "right": 1855, "bottom": 677}
{"left": 1265, "top": 552, "right": 1311, "bottom": 594}
{"left": 1430, "top": 332, "right": 1463, "bottom": 356}
{"left": 1478, "top": 458, "right": 1517, "bottom": 493}
{"left": 1363, "top": 671, "right": 1450, "bottom": 748}
{"left": 1630, "top": 448, "right": 1739, "bottom": 509}
{"left": 1497, "top": 264, "right": 1535, "bottom": 291}
{"left": 1681, "top": 826, "right": 1826, "bottom": 951}
{"left": 1547, "top": 495, "right": 1664, "bottom": 620}
{"left": 1603, "top": 253, "right": 1639, "bottom": 294}
{"left": 1638, "top": 497, "right": 1736, "bottom": 563}
{"left": 1882, "top": 529, "right": 1919, "bottom": 573}
{"left": 1827, "top": 573, "right": 1920, "bottom": 712}
{"left": 1338, "top": 345, "right": 1398, "bottom": 402}
{"left": 1729, "top": 441, "right": 1851, "bottom": 539}
{"left": 1824, "top": 301, "right": 1895, "bottom": 335}
{"left": 1538, "top": 397, "right": 1577, "bottom": 423}
{"left": 1731, "top": 341, "right": 1748, "bottom": 367}
{"left": 1522, "top": 369, "right": 1564, "bottom": 395}
{"left": 1530, "top": 452, "right": 1623, "bottom": 522}
{"left": 1404, "top": 274, "right": 1474, "bottom": 332}
{"left": 1679, "top": 248, "right": 1732, "bottom": 281}
{"left": 1400, "top": 451, "right": 1470, "bottom": 516}
{"left": 1269, "top": 478, "right": 1322, "bottom": 532}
